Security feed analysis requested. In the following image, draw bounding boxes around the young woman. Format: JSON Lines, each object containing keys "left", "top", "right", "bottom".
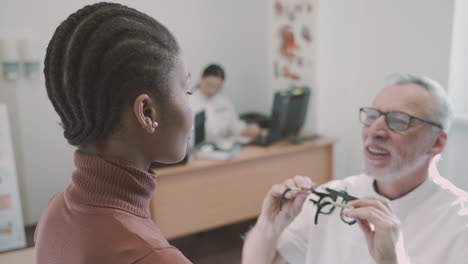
{"left": 35, "top": 3, "right": 310, "bottom": 263}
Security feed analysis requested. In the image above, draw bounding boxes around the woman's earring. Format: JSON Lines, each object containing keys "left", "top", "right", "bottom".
{"left": 152, "top": 121, "right": 159, "bottom": 129}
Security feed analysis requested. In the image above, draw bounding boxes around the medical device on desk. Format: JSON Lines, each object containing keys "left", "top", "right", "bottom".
{"left": 249, "top": 86, "right": 318, "bottom": 146}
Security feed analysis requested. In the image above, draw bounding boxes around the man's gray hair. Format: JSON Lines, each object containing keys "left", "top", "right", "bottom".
{"left": 387, "top": 73, "right": 455, "bottom": 132}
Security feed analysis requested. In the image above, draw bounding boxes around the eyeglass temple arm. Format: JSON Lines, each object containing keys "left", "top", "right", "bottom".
{"left": 411, "top": 116, "right": 443, "bottom": 129}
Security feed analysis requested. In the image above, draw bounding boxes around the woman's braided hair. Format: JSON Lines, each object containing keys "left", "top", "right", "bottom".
{"left": 44, "top": 2, "right": 179, "bottom": 146}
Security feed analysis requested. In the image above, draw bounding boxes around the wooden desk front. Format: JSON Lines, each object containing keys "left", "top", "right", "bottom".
{"left": 150, "top": 137, "right": 335, "bottom": 239}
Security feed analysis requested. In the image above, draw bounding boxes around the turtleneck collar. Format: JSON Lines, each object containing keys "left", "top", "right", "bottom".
{"left": 65, "top": 150, "right": 157, "bottom": 218}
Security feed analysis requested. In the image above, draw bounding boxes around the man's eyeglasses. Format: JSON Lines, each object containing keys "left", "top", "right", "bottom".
{"left": 359, "top": 107, "right": 443, "bottom": 131}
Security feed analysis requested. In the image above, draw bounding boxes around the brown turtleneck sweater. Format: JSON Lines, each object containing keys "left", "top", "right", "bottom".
{"left": 35, "top": 150, "right": 191, "bottom": 264}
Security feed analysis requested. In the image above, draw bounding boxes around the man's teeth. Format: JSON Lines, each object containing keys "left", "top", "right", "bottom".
{"left": 368, "top": 147, "right": 389, "bottom": 155}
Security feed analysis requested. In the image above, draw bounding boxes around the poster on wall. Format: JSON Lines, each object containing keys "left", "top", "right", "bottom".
{"left": 272, "top": 0, "right": 316, "bottom": 88}
{"left": 0, "top": 104, "right": 26, "bottom": 252}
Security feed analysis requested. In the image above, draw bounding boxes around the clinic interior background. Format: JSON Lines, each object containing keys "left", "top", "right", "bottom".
{"left": 0, "top": 0, "right": 467, "bottom": 226}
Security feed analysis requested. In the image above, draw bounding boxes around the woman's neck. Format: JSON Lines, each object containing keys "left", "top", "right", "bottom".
{"left": 79, "top": 139, "right": 151, "bottom": 171}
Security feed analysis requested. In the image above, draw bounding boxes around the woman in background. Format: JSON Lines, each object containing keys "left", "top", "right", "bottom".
{"left": 35, "top": 2, "right": 310, "bottom": 264}
{"left": 190, "top": 64, "right": 261, "bottom": 142}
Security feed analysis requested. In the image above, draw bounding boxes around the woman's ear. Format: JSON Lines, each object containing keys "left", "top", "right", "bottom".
{"left": 133, "top": 94, "right": 159, "bottom": 133}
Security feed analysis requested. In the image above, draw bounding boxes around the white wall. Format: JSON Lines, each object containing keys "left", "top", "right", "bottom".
{"left": 313, "top": 0, "right": 456, "bottom": 181}
{"left": 0, "top": 0, "right": 269, "bottom": 224}
{"left": 449, "top": 0, "right": 468, "bottom": 114}
{"left": 439, "top": 120, "right": 468, "bottom": 191}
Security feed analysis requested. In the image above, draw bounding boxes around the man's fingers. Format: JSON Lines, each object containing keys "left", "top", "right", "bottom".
{"left": 356, "top": 219, "right": 374, "bottom": 240}
{"left": 277, "top": 176, "right": 314, "bottom": 200}
{"left": 284, "top": 175, "right": 313, "bottom": 189}
{"left": 282, "top": 180, "right": 300, "bottom": 200}
{"left": 280, "top": 192, "right": 309, "bottom": 221}
{"left": 284, "top": 179, "right": 296, "bottom": 189}
{"left": 270, "top": 184, "right": 288, "bottom": 198}
{"left": 357, "top": 218, "right": 373, "bottom": 234}
{"left": 344, "top": 207, "right": 394, "bottom": 230}
{"left": 359, "top": 196, "right": 392, "bottom": 212}
{"left": 347, "top": 198, "right": 392, "bottom": 215}
{"left": 292, "top": 175, "right": 314, "bottom": 189}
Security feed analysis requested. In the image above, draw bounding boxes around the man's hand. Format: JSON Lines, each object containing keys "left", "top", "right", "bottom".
{"left": 259, "top": 175, "right": 313, "bottom": 232}
{"left": 242, "top": 175, "right": 313, "bottom": 264}
{"left": 345, "top": 196, "right": 408, "bottom": 264}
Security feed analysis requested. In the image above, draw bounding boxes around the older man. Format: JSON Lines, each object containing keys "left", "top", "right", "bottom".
{"left": 243, "top": 74, "right": 468, "bottom": 264}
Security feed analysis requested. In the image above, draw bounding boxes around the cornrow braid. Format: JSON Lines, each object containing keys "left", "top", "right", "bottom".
{"left": 44, "top": 2, "right": 179, "bottom": 146}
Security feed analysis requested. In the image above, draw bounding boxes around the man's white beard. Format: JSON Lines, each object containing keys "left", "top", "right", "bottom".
{"left": 364, "top": 154, "right": 427, "bottom": 182}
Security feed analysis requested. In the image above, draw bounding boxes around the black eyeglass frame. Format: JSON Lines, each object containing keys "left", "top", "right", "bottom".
{"left": 359, "top": 107, "right": 443, "bottom": 131}
{"left": 279, "top": 187, "right": 358, "bottom": 225}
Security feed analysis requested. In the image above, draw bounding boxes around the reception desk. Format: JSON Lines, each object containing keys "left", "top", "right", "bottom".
{"left": 150, "top": 137, "right": 336, "bottom": 239}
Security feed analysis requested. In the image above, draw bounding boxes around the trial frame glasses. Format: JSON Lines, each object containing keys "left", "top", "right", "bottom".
{"left": 279, "top": 186, "right": 358, "bottom": 225}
